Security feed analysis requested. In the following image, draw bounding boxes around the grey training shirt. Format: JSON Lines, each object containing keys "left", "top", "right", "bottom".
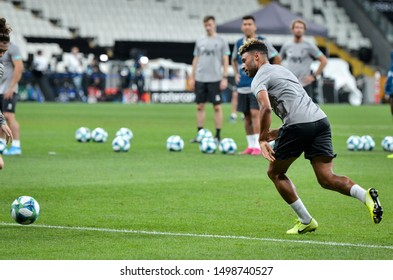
{"left": 0, "top": 42, "right": 22, "bottom": 94}
{"left": 193, "top": 35, "right": 230, "bottom": 83}
{"left": 251, "top": 63, "right": 326, "bottom": 126}
{"left": 279, "top": 40, "right": 323, "bottom": 87}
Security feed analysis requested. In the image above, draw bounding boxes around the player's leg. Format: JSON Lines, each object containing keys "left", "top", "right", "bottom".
{"left": 249, "top": 93, "right": 261, "bottom": 155}
{"left": 311, "top": 156, "right": 383, "bottom": 224}
{"left": 308, "top": 117, "right": 383, "bottom": 224}
{"left": 267, "top": 157, "right": 318, "bottom": 234}
{"left": 2, "top": 94, "right": 21, "bottom": 155}
{"left": 229, "top": 90, "right": 238, "bottom": 123}
{"left": 208, "top": 82, "right": 222, "bottom": 141}
{"left": 270, "top": 123, "right": 319, "bottom": 233}
{"left": 388, "top": 96, "right": 393, "bottom": 158}
{"left": 239, "top": 112, "right": 253, "bottom": 154}
{"left": 267, "top": 157, "right": 299, "bottom": 204}
{"left": 213, "top": 103, "right": 222, "bottom": 141}
{"left": 390, "top": 96, "right": 393, "bottom": 117}
{"left": 238, "top": 93, "right": 253, "bottom": 154}
{"left": 0, "top": 128, "right": 4, "bottom": 169}
{"left": 191, "top": 82, "right": 207, "bottom": 143}
{"left": 196, "top": 103, "right": 206, "bottom": 128}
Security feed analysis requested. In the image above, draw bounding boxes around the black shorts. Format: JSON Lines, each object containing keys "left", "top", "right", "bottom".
{"left": 195, "top": 81, "right": 222, "bottom": 105}
{"left": 273, "top": 118, "right": 336, "bottom": 161}
{"left": 237, "top": 93, "right": 259, "bottom": 113}
{"left": 0, "top": 93, "right": 18, "bottom": 113}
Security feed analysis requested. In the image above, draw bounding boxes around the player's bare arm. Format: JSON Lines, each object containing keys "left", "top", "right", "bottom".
{"left": 4, "top": 59, "right": 23, "bottom": 100}
{"left": 220, "top": 55, "right": 229, "bottom": 91}
{"left": 257, "top": 90, "right": 275, "bottom": 161}
{"left": 189, "top": 56, "right": 198, "bottom": 91}
{"left": 0, "top": 113, "right": 13, "bottom": 144}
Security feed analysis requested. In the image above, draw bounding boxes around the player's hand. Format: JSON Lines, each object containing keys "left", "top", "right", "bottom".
{"left": 302, "top": 74, "right": 315, "bottom": 85}
{"left": 235, "top": 73, "right": 240, "bottom": 85}
{"left": 3, "top": 88, "right": 14, "bottom": 100}
{"left": 189, "top": 77, "right": 195, "bottom": 91}
{"left": 1, "top": 123, "right": 13, "bottom": 145}
{"left": 260, "top": 140, "right": 275, "bottom": 162}
{"left": 220, "top": 78, "right": 228, "bottom": 91}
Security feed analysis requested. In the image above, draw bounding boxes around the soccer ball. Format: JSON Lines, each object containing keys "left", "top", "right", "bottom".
{"left": 75, "top": 127, "right": 91, "bottom": 142}
{"left": 219, "top": 138, "right": 237, "bottom": 154}
{"left": 381, "top": 136, "right": 393, "bottom": 152}
{"left": 0, "top": 138, "right": 7, "bottom": 153}
{"left": 91, "top": 127, "right": 108, "bottom": 142}
{"left": 112, "top": 136, "right": 130, "bottom": 152}
{"left": 196, "top": 128, "right": 213, "bottom": 142}
{"left": 346, "top": 135, "right": 361, "bottom": 151}
{"left": 268, "top": 140, "right": 275, "bottom": 149}
{"left": 359, "top": 135, "right": 375, "bottom": 151}
{"left": 166, "top": 135, "right": 184, "bottom": 152}
{"left": 10, "top": 196, "right": 40, "bottom": 225}
{"left": 200, "top": 137, "right": 217, "bottom": 154}
{"left": 116, "top": 127, "right": 133, "bottom": 141}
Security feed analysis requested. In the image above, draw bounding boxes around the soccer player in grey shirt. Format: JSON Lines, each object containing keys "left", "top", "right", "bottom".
{"left": 0, "top": 36, "right": 23, "bottom": 155}
{"left": 280, "top": 19, "right": 327, "bottom": 104}
{"left": 232, "top": 15, "right": 281, "bottom": 155}
{"left": 239, "top": 39, "right": 382, "bottom": 234}
{"left": 189, "top": 15, "right": 230, "bottom": 143}
{"left": 0, "top": 18, "right": 14, "bottom": 169}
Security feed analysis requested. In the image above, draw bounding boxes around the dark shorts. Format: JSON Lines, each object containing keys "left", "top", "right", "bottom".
{"left": 195, "top": 81, "right": 222, "bottom": 105}
{"left": 0, "top": 93, "right": 18, "bottom": 113}
{"left": 237, "top": 92, "right": 259, "bottom": 113}
{"left": 273, "top": 118, "right": 336, "bottom": 161}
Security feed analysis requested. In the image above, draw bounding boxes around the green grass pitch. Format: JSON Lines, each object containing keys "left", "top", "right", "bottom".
{"left": 0, "top": 102, "right": 392, "bottom": 260}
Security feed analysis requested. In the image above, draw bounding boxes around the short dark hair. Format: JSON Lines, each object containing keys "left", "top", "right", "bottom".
{"left": 203, "top": 15, "right": 215, "bottom": 23}
{"left": 238, "top": 39, "right": 268, "bottom": 57}
{"left": 242, "top": 15, "right": 255, "bottom": 22}
{"left": 0, "top": 18, "right": 11, "bottom": 43}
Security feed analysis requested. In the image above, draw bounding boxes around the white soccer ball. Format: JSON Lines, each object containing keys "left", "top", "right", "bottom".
{"left": 346, "top": 135, "right": 361, "bottom": 151}
{"left": 360, "top": 135, "right": 375, "bottom": 151}
{"left": 116, "top": 127, "right": 133, "bottom": 141}
{"left": 200, "top": 137, "right": 217, "bottom": 154}
{"left": 112, "top": 136, "right": 130, "bottom": 152}
{"left": 219, "top": 138, "right": 237, "bottom": 154}
{"left": 196, "top": 128, "right": 213, "bottom": 142}
{"left": 10, "top": 196, "right": 40, "bottom": 225}
{"left": 268, "top": 140, "right": 275, "bottom": 149}
{"left": 166, "top": 135, "right": 184, "bottom": 152}
{"left": 0, "top": 138, "right": 7, "bottom": 153}
{"left": 381, "top": 136, "right": 393, "bottom": 152}
{"left": 91, "top": 127, "right": 108, "bottom": 142}
{"left": 75, "top": 127, "right": 91, "bottom": 142}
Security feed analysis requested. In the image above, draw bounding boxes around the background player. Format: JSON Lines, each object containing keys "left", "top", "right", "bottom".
{"left": 280, "top": 19, "right": 327, "bottom": 104}
{"left": 0, "top": 17, "right": 14, "bottom": 168}
{"left": 0, "top": 20, "right": 23, "bottom": 156}
{"left": 232, "top": 15, "right": 281, "bottom": 155}
{"left": 189, "top": 15, "right": 230, "bottom": 143}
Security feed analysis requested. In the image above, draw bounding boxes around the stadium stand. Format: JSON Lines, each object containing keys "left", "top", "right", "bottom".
{"left": 0, "top": 0, "right": 389, "bottom": 104}
{"left": 1, "top": 0, "right": 374, "bottom": 54}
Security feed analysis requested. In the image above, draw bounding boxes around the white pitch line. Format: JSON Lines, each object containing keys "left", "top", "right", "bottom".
{"left": 1, "top": 222, "right": 392, "bottom": 250}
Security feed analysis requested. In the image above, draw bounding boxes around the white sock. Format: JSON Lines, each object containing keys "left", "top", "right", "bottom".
{"left": 289, "top": 199, "right": 312, "bottom": 224}
{"left": 246, "top": 135, "right": 253, "bottom": 148}
{"left": 12, "top": 140, "right": 21, "bottom": 148}
{"left": 349, "top": 184, "right": 366, "bottom": 203}
{"left": 231, "top": 113, "right": 237, "bottom": 119}
{"left": 252, "top": 134, "right": 260, "bottom": 149}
